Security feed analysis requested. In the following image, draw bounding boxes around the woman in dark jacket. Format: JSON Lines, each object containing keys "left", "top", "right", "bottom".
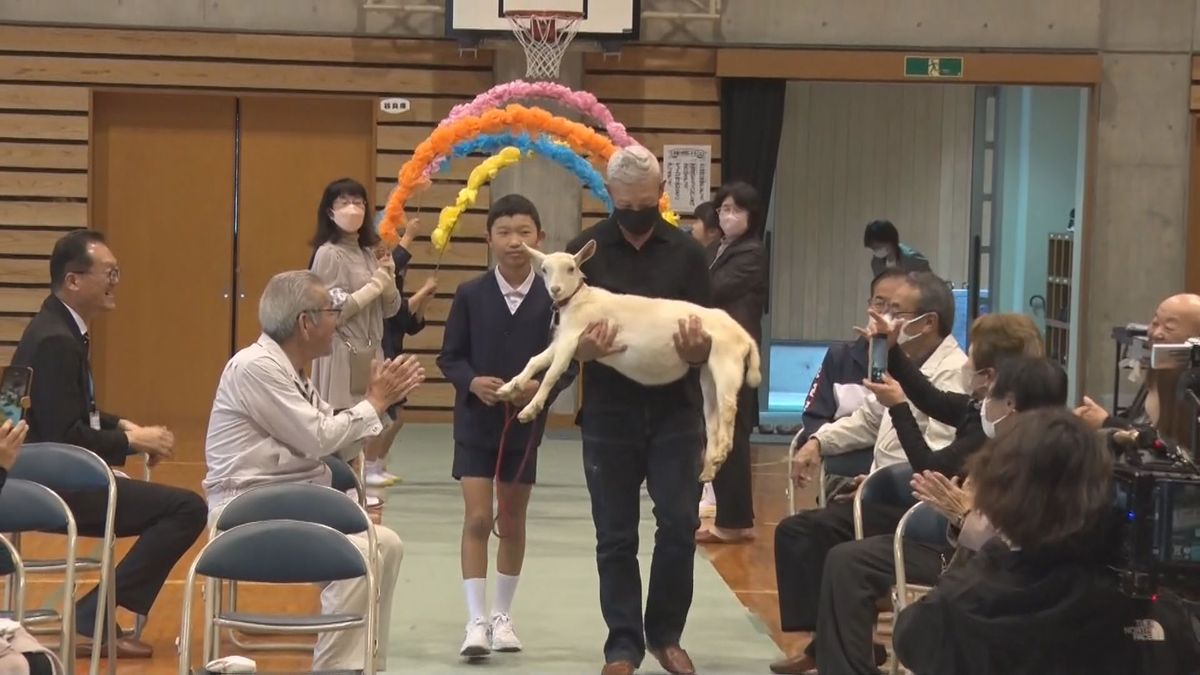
{"left": 894, "top": 409, "right": 1140, "bottom": 675}
{"left": 696, "top": 181, "right": 768, "bottom": 544}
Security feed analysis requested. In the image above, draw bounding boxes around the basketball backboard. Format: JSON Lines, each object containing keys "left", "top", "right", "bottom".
{"left": 448, "top": 0, "right": 640, "bottom": 41}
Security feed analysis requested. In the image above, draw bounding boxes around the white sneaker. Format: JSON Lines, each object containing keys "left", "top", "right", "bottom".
{"left": 460, "top": 617, "right": 491, "bottom": 658}
{"left": 490, "top": 613, "right": 522, "bottom": 652}
{"left": 364, "top": 469, "right": 395, "bottom": 488}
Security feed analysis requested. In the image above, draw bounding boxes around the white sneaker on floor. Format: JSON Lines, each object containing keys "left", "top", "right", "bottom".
{"left": 380, "top": 469, "right": 402, "bottom": 483}
{"left": 460, "top": 617, "right": 492, "bottom": 658}
{"left": 490, "top": 613, "right": 522, "bottom": 652}
{"left": 364, "top": 469, "right": 395, "bottom": 488}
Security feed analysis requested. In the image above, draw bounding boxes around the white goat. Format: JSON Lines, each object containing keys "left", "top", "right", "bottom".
{"left": 496, "top": 240, "right": 762, "bottom": 481}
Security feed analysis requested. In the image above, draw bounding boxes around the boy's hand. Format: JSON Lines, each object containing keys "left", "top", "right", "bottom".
{"left": 470, "top": 376, "right": 505, "bottom": 406}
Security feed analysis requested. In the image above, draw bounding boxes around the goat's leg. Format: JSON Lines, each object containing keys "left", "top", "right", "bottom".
{"left": 497, "top": 343, "right": 556, "bottom": 401}
{"left": 700, "top": 349, "right": 745, "bottom": 482}
{"left": 699, "top": 366, "right": 719, "bottom": 479}
{"left": 517, "top": 337, "right": 579, "bottom": 423}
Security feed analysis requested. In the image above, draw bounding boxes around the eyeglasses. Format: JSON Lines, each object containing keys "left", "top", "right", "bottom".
{"left": 333, "top": 197, "right": 367, "bottom": 209}
{"left": 69, "top": 267, "right": 120, "bottom": 284}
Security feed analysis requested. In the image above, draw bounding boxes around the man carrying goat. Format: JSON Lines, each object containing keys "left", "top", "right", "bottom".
{"left": 564, "top": 146, "right": 713, "bottom": 675}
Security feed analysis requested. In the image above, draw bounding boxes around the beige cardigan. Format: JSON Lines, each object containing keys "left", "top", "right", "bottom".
{"left": 309, "top": 238, "right": 401, "bottom": 410}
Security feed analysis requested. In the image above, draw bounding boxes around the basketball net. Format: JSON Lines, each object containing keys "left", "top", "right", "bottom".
{"left": 505, "top": 11, "right": 582, "bottom": 80}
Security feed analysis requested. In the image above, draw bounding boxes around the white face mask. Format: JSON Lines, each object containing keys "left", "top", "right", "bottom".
{"left": 896, "top": 312, "right": 933, "bottom": 346}
{"left": 980, "top": 398, "right": 1010, "bottom": 439}
{"left": 719, "top": 212, "right": 748, "bottom": 239}
{"left": 872, "top": 247, "right": 890, "bottom": 259}
{"left": 332, "top": 204, "right": 365, "bottom": 233}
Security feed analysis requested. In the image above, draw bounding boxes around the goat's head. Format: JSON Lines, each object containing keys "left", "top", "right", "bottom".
{"left": 525, "top": 240, "right": 596, "bottom": 305}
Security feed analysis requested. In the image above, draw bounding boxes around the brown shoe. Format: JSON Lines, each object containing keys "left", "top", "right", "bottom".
{"left": 601, "top": 661, "right": 637, "bottom": 675}
{"left": 75, "top": 635, "right": 154, "bottom": 659}
{"left": 649, "top": 645, "right": 695, "bottom": 674}
{"left": 769, "top": 652, "right": 816, "bottom": 675}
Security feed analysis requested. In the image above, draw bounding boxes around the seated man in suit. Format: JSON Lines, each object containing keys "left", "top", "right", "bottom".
{"left": 11, "top": 230, "right": 208, "bottom": 658}
{"left": 204, "top": 270, "right": 419, "bottom": 672}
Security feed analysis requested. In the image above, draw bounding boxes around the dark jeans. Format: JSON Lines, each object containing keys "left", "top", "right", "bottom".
{"left": 711, "top": 386, "right": 755, "bottom": 529}
{"left": 581, "top": 405, "right": 703, "bottom": 665}
{"left": 805, "top": 534, "right": 946, "bottom": 675}
{"left": 58, "top": 476, "right": 207, "bottom": 631}
{"left": 774, "top": 500, "right": 908, "bottom": 632}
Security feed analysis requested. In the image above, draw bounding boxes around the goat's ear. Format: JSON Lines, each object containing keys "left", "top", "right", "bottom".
{"left": 522, "top": 243, "right": 546, "bottom": 264}
{"left": 575, "top": 239, "right": 597, "bottom": 266}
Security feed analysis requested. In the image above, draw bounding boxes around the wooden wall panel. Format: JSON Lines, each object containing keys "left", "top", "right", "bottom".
{"left": 0, "top": 25, "right": 492, "bottom": 418}
{"left": 582, "top": 47, "right": 722, "bottom": 221}
{"left": 0, "top": 79, "right": 88, "bottom": 365}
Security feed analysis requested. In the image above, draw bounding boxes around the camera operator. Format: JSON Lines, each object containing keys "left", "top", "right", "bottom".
{"left": 1076, "top": 293, "right": 1200, "bottom": 438}
{"left": 894, "top": 409, "right": 1200, "bottom": 675}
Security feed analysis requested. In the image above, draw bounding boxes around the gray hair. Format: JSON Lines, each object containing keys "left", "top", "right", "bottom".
{"left": 907, "top": 271, "right": 955, "bottom": 338}
{"left": 606, "top": 145, "right": 661, "bottom": 185}
{"left": 259, "top": 270, "right": 327, "bottom": 343}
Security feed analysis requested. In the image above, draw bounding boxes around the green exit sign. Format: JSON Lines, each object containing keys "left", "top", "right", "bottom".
{"left": 904, "top": 56, "right": 964, "bottom": 78}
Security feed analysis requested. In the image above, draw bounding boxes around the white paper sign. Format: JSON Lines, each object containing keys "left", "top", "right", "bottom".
{"left": 662, "top": 145, "right": 712, "bottom": 213}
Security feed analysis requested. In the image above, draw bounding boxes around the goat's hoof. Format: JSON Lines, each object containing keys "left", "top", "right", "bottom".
{"left": 517, "top": 404, "right": 541, "bottom": 424}
{"left": 496, "top": 381, "right": 518, "bottom": 401}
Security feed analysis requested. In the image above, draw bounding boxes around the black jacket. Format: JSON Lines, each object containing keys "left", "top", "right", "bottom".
{"left": 886, "top": 345, "right": 984, "bottom": 476}
{"left": 895, "top": 539, "right": 1200, "bottom": 675}
{"left": 11, "top": 296, "right": 130, "bottom": 465}
{"left": 798, "top": 338, "right": 869, "bottom": 445}
{"left": 382, "top": 245, "right": 427, "bottom": 358}
{"left": 706, "top": 236, "right": 767, "bottom": 345}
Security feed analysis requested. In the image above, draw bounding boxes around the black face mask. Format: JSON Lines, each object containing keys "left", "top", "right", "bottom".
{"left": 613, "top": 207, "right": 660, "bottom": 236}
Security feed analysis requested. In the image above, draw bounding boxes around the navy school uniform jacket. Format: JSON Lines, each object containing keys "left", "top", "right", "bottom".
{"left": 438, "top": 270, "right": 578, "bottom": 450}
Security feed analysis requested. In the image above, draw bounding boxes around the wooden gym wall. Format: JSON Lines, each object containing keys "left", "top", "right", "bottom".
{"left": 0, "top": 24, "right": 493, "bottom": 415}
{"left": 580, "top": 47, "right": 722, "bottom": 225}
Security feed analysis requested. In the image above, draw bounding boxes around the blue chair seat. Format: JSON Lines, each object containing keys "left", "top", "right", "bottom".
{"left": 217, "top": 612, "right": 365, "bottom": 630}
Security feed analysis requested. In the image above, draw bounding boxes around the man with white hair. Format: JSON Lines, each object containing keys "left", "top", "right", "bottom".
{"left": 566, "top": 145, "right": 713, "bottom": 675}
{"left": 203, "top": 270, "right": 421, "bottom": 672}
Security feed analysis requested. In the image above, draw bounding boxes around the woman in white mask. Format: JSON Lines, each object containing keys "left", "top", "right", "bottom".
{"left": 695, "top": 181, "right": 768, "bottom": 544}
{"left": 861, "top": 311, "right": 1047, "bottom": 477}
{"left": 863, "top": 219, "right": 931, "bottom": 279}
{"left": 309, "top": 178, "right": 402, "bottom": 493}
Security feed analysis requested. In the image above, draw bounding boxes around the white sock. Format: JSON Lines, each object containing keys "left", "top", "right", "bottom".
{"left": 464, "top": 578, "right": 487, "bottom": 622}
{"left": 365, "top": 459, "right": 382, "bottom": 473}
{"left": 494, "top": 573, "right": 519, "bottom": 617}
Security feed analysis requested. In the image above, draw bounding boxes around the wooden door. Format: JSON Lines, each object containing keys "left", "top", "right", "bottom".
{"left": 235, "top": 96, "right": 375, "bottom": 349}
{"left": 91, "top": 92, "right": 237, "bottom": 459}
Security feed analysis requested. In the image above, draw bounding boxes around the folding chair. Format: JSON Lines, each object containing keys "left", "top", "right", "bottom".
{"left": 852, "top": 462, "right": 915, "bottom": 540}
{"left": 0, "top": 478, "right": 75, "bottom": 630}
{"left": 324, "top": 455, "right": 367, "bottom": 509}
{"left": 9, "top": 443, "right": 118, "bottom": 675}
{"left": 888, "top": 501, "right": 949, "bottom": 675}
{"left": 206, "top": 483, "right": 376, "bottom": 661}
{"left": 179, "top": 520, "right": 375, "bottom": 675}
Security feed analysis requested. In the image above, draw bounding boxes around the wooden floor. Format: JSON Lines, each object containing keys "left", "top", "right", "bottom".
{"left": 10, "top": 442, "right": 805, "bottom": 673}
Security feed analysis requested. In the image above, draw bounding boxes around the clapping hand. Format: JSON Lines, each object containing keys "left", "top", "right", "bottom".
{"left": 911, "top": 470, "right": 973, "bottom": 523}
{"left": 126, "top": 425, "right": 175, "bottom": 465}
{"left": 366, "top": 355, "right": 425, "bottom": 413}
{"left": 854, "top": 309, "right": 901, "bottom": 347}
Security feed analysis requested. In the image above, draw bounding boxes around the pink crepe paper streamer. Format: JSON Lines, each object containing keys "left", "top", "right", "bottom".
{"left": 422, "top": 80, "right": 636, "bottom": 179}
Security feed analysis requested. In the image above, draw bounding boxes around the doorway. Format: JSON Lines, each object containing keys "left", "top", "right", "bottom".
{"left": 90, "top": 92, "right": 374, "bottom": 458}
{"left": 761, "top": 81, "right": 1089, "bottom": 417}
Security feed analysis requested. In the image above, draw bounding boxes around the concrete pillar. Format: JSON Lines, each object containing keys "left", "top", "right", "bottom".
{"left": 490, "top": 46, "right": 586, "bottom": 415}
{"left": 1083, "top": 0, "right": 1195, "bottom": 402}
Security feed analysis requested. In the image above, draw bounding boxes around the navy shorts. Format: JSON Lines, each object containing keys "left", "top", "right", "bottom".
{"left": 453, "top": 441, "right": 537, "bottom": 485}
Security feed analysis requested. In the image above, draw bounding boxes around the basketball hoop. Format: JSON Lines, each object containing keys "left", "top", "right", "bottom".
{"left": 504, "top": 10, "right": 583, "bottom": 80}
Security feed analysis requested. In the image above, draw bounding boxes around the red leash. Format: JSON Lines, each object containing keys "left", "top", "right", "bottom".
{"left": 492, "top": 402, "right": 543, "bottom": 538}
